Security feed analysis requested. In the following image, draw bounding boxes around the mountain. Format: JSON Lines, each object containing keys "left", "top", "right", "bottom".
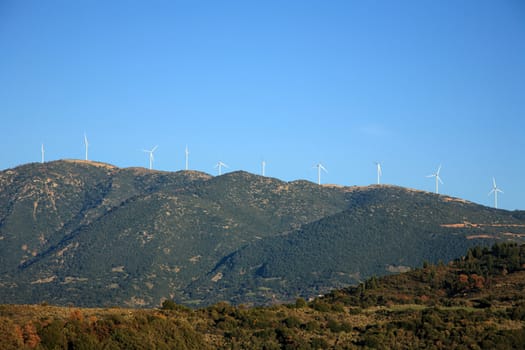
{"left": 1, "top": 160, "right": 524, "bottom": 308}
{"left": 0, "top": 160, "right": 350, "bottom": 307}
{"left": 191, "top": 186, "right": 525, "bottom": 305}
{"left": 1, "top": 243, "right": 525, "bottom": 349}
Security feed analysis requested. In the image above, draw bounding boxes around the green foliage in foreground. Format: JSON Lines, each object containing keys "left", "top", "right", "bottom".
{"left": 1, "top": 243, "right": 525, "bottom": 349}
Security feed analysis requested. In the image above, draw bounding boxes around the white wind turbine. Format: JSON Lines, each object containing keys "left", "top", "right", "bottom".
{"left": 84, "top": 133, "right": 89, "bottom": 161}
{"left": 143, "top": 145, "right": 158, "bottom": 170}
{"left": 427, "top": 164, "right": 443, "bottom": 194}
{"left": 41, "top": 144, "right": 45, "bottom": 163}
{"left": 261, "top": 160, "right": 266, "bottom": 176}
{"left": 375, "top": 162, "right": 382, "bottom": 184}
{"left": 314, "top": 163, "right": 327, "bottom": 185}
{"left": 215, "top": 161, "right": 228, "bottom": 175}
{"left": 185, "top": 145, "right": 189, "bottom": 170}
{"left": 488, "top": 177, "right": 503, "bottom": 209}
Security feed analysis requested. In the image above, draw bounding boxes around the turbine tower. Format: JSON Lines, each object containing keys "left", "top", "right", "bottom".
{"left": 215, "top": 161, "right": 228, "bottom": 175}
{"left": 426, "top": 164, "right": 443, "bottom": 194}
{"left": 185, "top": 145, "right": 189, "bottom": 171}
{"left": 488, "top": 177, "right": 503, "bottom": 209}
{"left": 84, "top": 133, "right": 89, "bottom": 161}
{"left": 314, "top": 163, "right": 327, "bottom": 185}
{"left": 41, "top": 144, "right": 45, "bottom": 163}
{"left": 375, "top": 162, "right": 382, "bottom": 184}
{"left": 143, "top": 145, "right": 158, "bottom": 170}
{"left": 261, "top": 160, "right": 266, "bottom": 176}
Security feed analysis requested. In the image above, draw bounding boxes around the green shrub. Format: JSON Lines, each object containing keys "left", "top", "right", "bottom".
{"left": 310, "top": 300, "right": 330, "bottom": 312}
{"left": 304, "top": 321, "right": 320, "bottom": 332}
{"left": 327, "top": 319, "right": 352, "bottom": 333}
{"left": 348, "top": 307, "right": 362, "bottom": 315}
{"left": 160, "top": 300, "right": 178, "bottom": 310}
{"left": 283, "top": 316, "right": 301, "bottom": 329}
{"left": 310, "top": 337, "right": 329, "bottom": 349}
{"left": 295, "top": 297, "right": 307, "bottom": 308}
{"left": 39, "top": 319, "right": 67, "bottom": 349}
{"left": 511, "top": 302, "right": 525, "bottom": 320}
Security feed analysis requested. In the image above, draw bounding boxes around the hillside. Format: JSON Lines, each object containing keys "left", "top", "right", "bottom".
{"left": 1, "top": 243, "right": 524, "bottom": 349}
{"left": 0, "top": 161, "right": 350, "bottom": 307}
{"left": 196, "top": 186, "right": 525, "bottom": 305}
{"left": 1, "top": 160, "right": 524, "bottom": 308}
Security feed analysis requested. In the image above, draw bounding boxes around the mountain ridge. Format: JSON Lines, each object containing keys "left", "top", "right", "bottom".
{"left": 1, "top": 160, "right": 524, "bottom": 307}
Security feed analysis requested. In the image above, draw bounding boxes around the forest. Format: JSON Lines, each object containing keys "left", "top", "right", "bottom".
{"left": 1, "top": 242, "right": 524, "bottom": 349}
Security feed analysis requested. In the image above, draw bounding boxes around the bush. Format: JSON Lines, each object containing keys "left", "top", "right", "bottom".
{"left": 348, "top": 307, "right": 362, "bottom": 315}
{"left": 511, "top": 302, "right": 525, "bottom": 320}
{"left": 295, "top": 298, "right": 307, "bottom": 308}
{"left": 304, "top": 321, "right": 320, "bottom": 332}
{"left": 160, "top": 299, "right": 178, "bottom": 310}
{"left": 310, "top": 300, "right": 330, "bottom": 312}
{"left": 0, "top": 319, "right": 24, "bottom": 350}
{"left": 39, "top": 319, "right": 67, "bottom": 349}
{"left": 310, "top": 337, "right": 329, "bottom": 349}
{"left": 283, "top": 316, "right": 301, "bottom": 329}
{"left": 327, "top": 319, "right": 352, "bottom": 333}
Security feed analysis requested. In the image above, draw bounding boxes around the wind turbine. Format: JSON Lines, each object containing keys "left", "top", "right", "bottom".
{"left": 41, "top": 144, "right": 45, "bottom": 163}
{"left": 261, "top": 160, "right": 266, "bottom": 176}
{"left": 84, "top": 133, "right": 89, "bottom": 161}
{"left": 426, "top": 164, "right": 443, "bottom": 194}
{"left": 375, "top": 162, "right": 382, "bottom": 184}
{"left": 143, "top": 145, "right": 158, "bottom": 170}
{"left": 215, "top": 161, "right": 228, "bottom": 175}
{"left": 314, "top": 163, "right": 327, "bottom": 185}
{"left": 488, "top": 177, "right": 503, "bottom": 209}
{"left": 185, "top": 145, "right": 189, "bottom": 171}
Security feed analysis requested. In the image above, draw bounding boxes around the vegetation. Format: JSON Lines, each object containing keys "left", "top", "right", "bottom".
{"left": 1, "top": 243, "right": 525, "bottom": 349}
{"left": 1, "top": 161, "right": 525, "bottom": 308}
{"left": 192, "top": 188, "right": 525, "bottom": 304}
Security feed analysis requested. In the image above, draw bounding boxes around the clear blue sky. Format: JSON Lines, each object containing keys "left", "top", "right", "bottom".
{"left": 1, "top": 1, "right": 524, "bottom": 210}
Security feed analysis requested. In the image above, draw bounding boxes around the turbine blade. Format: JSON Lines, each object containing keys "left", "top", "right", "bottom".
{"left": 437, "top": 164, "right": 442, "bottom": 175}
{"left": 152, "top": 145, "right": 158, "bottom": 152}
{"left": 438, "top": 176, "right": 444, "bottom": 184}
